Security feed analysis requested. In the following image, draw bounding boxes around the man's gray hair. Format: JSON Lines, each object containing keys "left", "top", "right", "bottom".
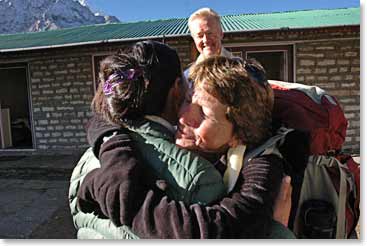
{"left": 188, "top": 7, "right": 222, "bottom": 34}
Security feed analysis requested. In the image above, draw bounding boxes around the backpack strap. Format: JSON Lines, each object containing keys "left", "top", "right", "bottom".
{"left": 244, "top": 127, "right": 293, "bottom": 165}
{"left": 337, "top": 163, "right": 347, "bottom": 238}
{"left": 223, "top": 127, "right": 293, "bottom": 194}
{"left": 314, "top": 156, "right": 348, "bottom": 238}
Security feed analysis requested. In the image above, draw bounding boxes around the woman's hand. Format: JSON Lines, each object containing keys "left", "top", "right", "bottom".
{"left": 273, "top": 176, "right": 292, "bottom": 227}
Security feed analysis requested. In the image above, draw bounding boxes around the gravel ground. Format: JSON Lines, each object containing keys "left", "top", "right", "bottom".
{"left": 29, "top": 204, "right": 77, "bottom": 239}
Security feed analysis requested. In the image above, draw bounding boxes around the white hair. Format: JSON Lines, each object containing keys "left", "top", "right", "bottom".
{"left": 188, "top": 8, "right": 222, "bottom": 34}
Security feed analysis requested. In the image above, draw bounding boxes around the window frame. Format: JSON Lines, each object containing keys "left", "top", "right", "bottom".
{"left": 225, "top": 44, "right": 295, "bottom": 82}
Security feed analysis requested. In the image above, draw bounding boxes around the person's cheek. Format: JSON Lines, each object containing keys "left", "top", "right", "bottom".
{"left": 198, "top": 39, "right": 204, "bottom": 51}
{"left": 195, "top": 38, "right": 202, "bottom": 51}
{"left": 214, "top": 39, "right": 220, "bottom": 51}
{"left": 193, "top": 126, "right": 205, "bottom": 148}
{"left": 196, "top": 123, "right": 214, "bottom": 149}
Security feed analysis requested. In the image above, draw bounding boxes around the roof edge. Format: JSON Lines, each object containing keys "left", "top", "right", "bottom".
{"left": 224, "top": 24, "right": 359, "bottom": 35}
{"left": 0, "top": 24, "right": 359, "bottom": 53}
{"left": 0, "top": 33, "right": 191, "bottom": 53}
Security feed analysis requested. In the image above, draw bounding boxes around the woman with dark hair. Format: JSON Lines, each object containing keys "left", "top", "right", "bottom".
{"left": 81, "top": 40, "right": 227, "bottom": 214}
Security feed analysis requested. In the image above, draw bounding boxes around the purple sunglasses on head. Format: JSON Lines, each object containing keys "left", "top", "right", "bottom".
{"left": 103, "top": 69, "right": 142, "bottom": 95}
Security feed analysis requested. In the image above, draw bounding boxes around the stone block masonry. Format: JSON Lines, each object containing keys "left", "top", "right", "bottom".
{"left": 295, "top": 39, "right": 360, "bottom": 153}
{"left": 30, "top": 53, "right": 95, "bottom": 151}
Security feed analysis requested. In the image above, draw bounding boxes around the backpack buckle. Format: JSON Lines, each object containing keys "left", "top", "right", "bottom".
{"left": 313, "top": 155, "right": 337, "bottom": 168}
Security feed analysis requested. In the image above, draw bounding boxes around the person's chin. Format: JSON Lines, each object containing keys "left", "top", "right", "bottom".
{"left": 203, "top": 51, "right": 214, "bottom": 57}
{"left": 202, "top": 47, "right": 215, "bottom": 57}
{"left": 174, "top": 136, "right": 192, "bottom": 147}
{"left": 175, "top": 133, "right": 197, "bottom": 149}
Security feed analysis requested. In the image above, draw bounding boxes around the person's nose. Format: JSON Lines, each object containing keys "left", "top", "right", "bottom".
{"left": 202, "top": 34, "right": 208, "bottom": 44}
{"left": 179, "top": 103, "right": 200, "bottom": 129}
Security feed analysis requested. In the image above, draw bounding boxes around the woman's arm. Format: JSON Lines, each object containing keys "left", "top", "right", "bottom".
{"left": 273, "top": 176, "right": 292, "bottom": 226}
{"left": 77, "top": 115, "right": 157, "bottom": 226}
{"left": 129, "top": 154, "right": 284, "bottom": 238}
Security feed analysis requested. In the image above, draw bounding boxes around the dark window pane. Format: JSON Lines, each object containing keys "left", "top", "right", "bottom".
{"left": 247, "top": 51, "right": 285, "bottom": 81}
{"left": 0, "top": 65, "right": 33, "bottom": 148}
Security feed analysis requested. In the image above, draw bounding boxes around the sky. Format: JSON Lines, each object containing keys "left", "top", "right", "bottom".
{"left": 85, "top": 0, "right": 360, "bottom": 22}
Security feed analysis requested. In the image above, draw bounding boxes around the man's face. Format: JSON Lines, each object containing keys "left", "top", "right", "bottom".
{"left": 175, "top": 85, "right": 236, "bottom": 153}
{"left": 190, "top": 16, "right": 223, "bottom": 58}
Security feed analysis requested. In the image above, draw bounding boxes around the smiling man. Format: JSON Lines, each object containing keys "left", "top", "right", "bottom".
{"left": 188, "top": 8, "right": 233, "bottom": 64}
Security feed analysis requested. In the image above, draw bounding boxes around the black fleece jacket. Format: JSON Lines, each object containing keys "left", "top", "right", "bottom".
{"left": 77, "top": 115, "right": 285, "bottom": 238}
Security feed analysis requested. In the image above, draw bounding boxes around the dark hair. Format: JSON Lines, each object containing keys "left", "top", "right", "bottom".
{"left": 92, "top": 40, "right": 182, "bottom": 125}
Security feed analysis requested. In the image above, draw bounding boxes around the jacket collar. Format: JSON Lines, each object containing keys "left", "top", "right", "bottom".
{"left": 144, "top": 115, "right": 175, "bottom": 134}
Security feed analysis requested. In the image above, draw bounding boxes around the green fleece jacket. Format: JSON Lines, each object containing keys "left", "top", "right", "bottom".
{"left": 124, "top": 117, "right": 226, "bottom": 205}
{"left": 70, "top": 116, "right": 226, "bottom": 239}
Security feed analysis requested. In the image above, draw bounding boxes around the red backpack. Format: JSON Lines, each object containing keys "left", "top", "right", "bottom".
{"left": 270, "top": 80, "right": 348, "bottom": 155}
{"left": 269, "top": 80, "right": 360, "bottom": 239}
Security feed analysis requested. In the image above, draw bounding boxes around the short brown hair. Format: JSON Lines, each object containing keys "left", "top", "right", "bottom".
{"left": 189, "top": 56, "right": 274, "bottom": 149}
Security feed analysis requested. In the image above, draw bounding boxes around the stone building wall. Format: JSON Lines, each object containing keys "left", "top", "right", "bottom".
{"left": 29, "top": 54, "right": 94, "bottom": 151}
{"left": 0, "top": 26, "right": 360, "bottom": 154}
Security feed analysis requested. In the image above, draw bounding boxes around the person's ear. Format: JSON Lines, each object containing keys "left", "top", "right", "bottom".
{"left": 228, "top": 135, "right": 241, "bottom": 148}
{"left": 220, "top": 29, "right": 224, "bottom": 40}
{"left": 173, "top": 77, "right": 183, "bottom": 105}
{"left": 170, "top": 77, "right": 184, "bottom": 120}
{"left": 161, "top": 77, "right": 183, "bottom": 125}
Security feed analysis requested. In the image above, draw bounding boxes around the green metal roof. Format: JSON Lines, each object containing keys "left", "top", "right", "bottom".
{"left": 0, "top": 7, "right": 359, "bottom": 53}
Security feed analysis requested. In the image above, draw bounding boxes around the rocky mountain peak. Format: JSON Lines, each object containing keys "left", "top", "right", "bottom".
{"left": 0, "top": 0, "right": 120, "bottom": 34}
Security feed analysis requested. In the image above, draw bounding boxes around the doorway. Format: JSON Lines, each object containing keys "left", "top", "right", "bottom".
{"left": 0, "top": 63, "right": 33, "bottom": 149}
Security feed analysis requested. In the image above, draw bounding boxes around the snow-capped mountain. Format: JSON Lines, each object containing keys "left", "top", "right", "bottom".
{"left": 0, "top": 0, "right": 120, "bottom": 34}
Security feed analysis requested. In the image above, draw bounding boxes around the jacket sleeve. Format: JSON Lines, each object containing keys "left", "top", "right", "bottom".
{"left": 130, "top": 154, "right": 284, "bottom": 238}
{"left": 77, "top": 115, "right": 157, "bottom": 226}
{"left": 85, "top": 114, "right": 123, "bottom": 156}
